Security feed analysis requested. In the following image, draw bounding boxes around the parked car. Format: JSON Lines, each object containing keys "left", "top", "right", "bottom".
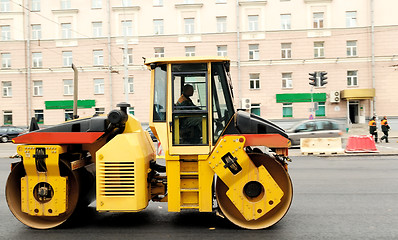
{"left": 0, "top": 126, "right": 26, "bottom": 143}
{"left": 285, "top": 119, "right": 343, "bottom": 146}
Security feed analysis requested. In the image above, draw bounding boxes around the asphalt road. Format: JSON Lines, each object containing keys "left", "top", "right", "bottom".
{"left": 0, "top": 143, "right": 397, "bottom": 239}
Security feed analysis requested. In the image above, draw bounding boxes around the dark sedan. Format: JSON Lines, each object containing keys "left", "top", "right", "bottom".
{"left": 0, "top": 126, "right": 26, "bottom": 143}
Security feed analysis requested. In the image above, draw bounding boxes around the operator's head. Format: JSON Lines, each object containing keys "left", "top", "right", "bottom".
{"left": 183, "top": 84, "right": 194, "bottom": 97}
{"left": 384, "top": 116, "right": 387, "bottom": 119}
{"left": 372, "top": 116, "right": 376, "bottom": 120}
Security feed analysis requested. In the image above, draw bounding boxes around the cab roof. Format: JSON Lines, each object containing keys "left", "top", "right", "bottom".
{"left": 144, "top": 56, "right": 230, "bottom": 66}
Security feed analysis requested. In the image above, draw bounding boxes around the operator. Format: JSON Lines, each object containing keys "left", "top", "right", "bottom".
{"left": 368, "top": 116, "right": 378, "bottom": 143}
{"left": 380, "top": 116, "right": 390, "bottom": 143}
{"left": 177, "top": 84, "right": 196, "bottom": 107}
{"left": 176, "top": 84, "right": 202, "bottom": 144}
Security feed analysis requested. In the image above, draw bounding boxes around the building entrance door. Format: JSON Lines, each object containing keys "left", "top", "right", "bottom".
{"left": 349, "top": 101, "right": 359, "bottom": 124}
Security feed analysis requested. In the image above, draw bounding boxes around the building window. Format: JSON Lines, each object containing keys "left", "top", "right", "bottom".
{"left": 1, "top": 53, "right": 11, "bottom": 68}
{"left": 283, "top": 103, "right": 292, "bottom": 118}
{"left": 93, "top": 50, "right": 104, "bottom": 66}
{"left": 92, "top": 0, "right": 101, "bottom": 9}
{"left": 314, "top": 42, "right": 324, "bottom": 58}
{"left": 347, "top": 70, "right": 358, "bottom": 86}
{"left": 31, "top": 24, "right": 41, "bottom": 40}
{"left": 249, "top": 44, "right": 259, "bottom": 60}
{"left": 251, "top": 104, "right": 260, "bottom": 116}
{"left": 185, "top": 46, "right": 195, "bottom": 57}
{"left": 216, "top": 17, "right": 227, "bottom": 33}
{"left": 313, "top": 12, "right": 324, "bottom": 29}
{"left": 33, "top": 80, "right": 43, "bottom": 96}
{"left": 153, "top": 19, "right": 164, "bottom": 35}
{"left": 126, "top": 48, "right": 133, "bottom": 65}
{"left": 2, "top": 81, "right": 12, "bottom": 97}
{"left": 315, "top": 102, "right": 325, "bottom": 117}
{"left": 217, "top": 45, "right": 227, "bottom": 56}
{"left": 32, "top": 52, "right": 42, "bottom": 68}
{"left": 282, "top": 73, "right": 292, "bottom": 89}
{"left": 34, "top": 109, "right": 44, "bottom": 124}
{"left": 65, "top": 109, "right": 73, "bottom": 121}
{"left": 248, "top": 15, "right": 259, "bottom": 31}
{"left": 92, "top": 22, "right": 102, "bottom": 37}
{"left": 122, "top": 0, "right": 133, "bottom": 6}
{"left": 61, "top": 23, "right": 72, "bottom": 39}
{"left": 3, "top": 110, "right": 12, "bottom": 125}
{"left": 281, "top": 14, "right": 291, "bottom": 30}
{"left": 62, "top": 51, "right": 72, "bottom": 67}
{"left": 128, "top": 107, "right": 135, "bottom": 115}
{"left": 31, "top": 0, "right": 40, "bottom": 11}
{"left": 122, "top": 20, "right": 133, "bottom": 36}
{"left": 0, "top": 0, "right": 10, "bottom": 12}
{"left": 127, "top": 77, "right": 134, "bottom": 93}
{"left": 94, "top": 78, "right": 104, "bottom": 94}
{"left": 346, "top": 40, "right": 357, "bottom": 57}
{"left": 1, "top": 25, "right": 10, "bottom": 41}
{"left": 95, "top": 107, "right": 105, "bottom": 115}
{"left": 63, "top": 79, "right": 73, "bottom": 95}
{"left": 60, "top": 0, "right": 71, "bottom": 9}
{"left": 281, "top": 43, "right": 291, "bottom": 59}
{"left": 184, "top": 18, "right": 194, "bottom": 34}
{"left": 154, "top": 47, "right": 164, "bottom": 57}
{"left": 249, "top": 73, "right": 260, "bottom": 89}
{"left": 346, "top": 11, "right": 357, "bottom": 28}
{"left": 153, "top": 0, "right": 163, "bottom": 6}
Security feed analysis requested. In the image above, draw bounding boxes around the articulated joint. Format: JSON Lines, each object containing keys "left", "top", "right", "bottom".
{"left": 17, "top": 145, "right": 67, "bottom": 217}
{"left": 207, "top": 135, "right": 284, "bottom": 221}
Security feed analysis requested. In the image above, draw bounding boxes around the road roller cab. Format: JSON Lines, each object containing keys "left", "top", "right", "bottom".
{"left": 6, "top": 57, "right": 292, "bottom": 230}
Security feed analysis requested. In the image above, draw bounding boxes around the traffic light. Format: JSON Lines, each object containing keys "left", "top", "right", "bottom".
{"left": 309, "top": 72, "right": 317, "bottom": 86}
{"left": 320, "top": 72, "right": 328, "bottom": 86}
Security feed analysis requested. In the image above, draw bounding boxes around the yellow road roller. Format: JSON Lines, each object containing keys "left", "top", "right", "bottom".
{"left": 6, "top": 57, "right": 293, "bottom": 229}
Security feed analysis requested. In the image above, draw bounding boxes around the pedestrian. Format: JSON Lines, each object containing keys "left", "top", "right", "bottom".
{"left": 369, "top": 116, "right": 378, "bottom": 143}
{"left": 380, "top": 116, "right": 390, "bottom": 143}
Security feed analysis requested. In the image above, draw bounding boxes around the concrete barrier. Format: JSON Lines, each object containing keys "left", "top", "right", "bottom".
{"left": 300, "top": 138, "right": 344, "bottom": 155}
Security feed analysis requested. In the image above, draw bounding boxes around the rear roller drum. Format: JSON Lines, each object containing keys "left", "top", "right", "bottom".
{"left": 216, "top": 153, "right": 293, "bottom": 229}
{"left": 6, "top": 159, "right": 94, "bottom": 229}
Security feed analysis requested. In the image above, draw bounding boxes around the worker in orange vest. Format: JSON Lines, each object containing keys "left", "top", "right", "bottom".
{"left": 380, "top": 116, "right": 390, "bottom": 143}
{"left": 369, "top": 116, "right": 378, "bottom": 143}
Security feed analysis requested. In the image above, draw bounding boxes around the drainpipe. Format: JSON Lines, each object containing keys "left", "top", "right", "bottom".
{"left": 107, "top": 0, "right": 113, "bottom": 110}
{"left": 25, "top": 0, "right": 32, "bottom": 126}
{"left": 371, "top": 0, "right": 376, "bottom": 118}
{"left": 236, "top": 0, "right": 241, "bottom": 105}
{"left": 72, "top": 64, "right": 78, "bottom": 119}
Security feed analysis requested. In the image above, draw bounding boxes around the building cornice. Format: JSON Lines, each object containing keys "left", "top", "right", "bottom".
{"left": 112, "top": 6, "right": 140, "bottom": 12}
{"left": 238, "top": 0, "right": 267, "bottom": 6}
{"left": 304, "top": 0, "right": 333, "bottom": 3}
{"left": 174, "top": 3, "right": 203, "bottom": 9}
{"left": 51, "top": 9, "right": 79, "bottom": 14}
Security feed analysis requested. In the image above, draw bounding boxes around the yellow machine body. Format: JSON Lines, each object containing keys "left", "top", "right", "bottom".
{"left": 208, "top": 136, "right": 283, "bottom": 220}
{"left": 96, "top": 115, "right": 155, "bottom": 212}
{"left": 17, "top": 145, "right": 67, "bottom": 217}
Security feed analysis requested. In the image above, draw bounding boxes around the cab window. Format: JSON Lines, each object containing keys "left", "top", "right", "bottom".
{"left": 153, "top": 64, "right": 167, "bottom": 121}
{"left": 172, "top": 63, "right": 208, "bottom": 145}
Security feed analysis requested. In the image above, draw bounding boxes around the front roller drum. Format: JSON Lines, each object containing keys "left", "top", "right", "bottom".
{"left": 216, "top": 153, "right": 293, "bottom": 229}
{"left": 6, "top": 160, "right": 94, "bottom": 229}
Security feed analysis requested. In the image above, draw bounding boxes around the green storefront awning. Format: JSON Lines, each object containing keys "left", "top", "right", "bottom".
{"left": 276, "top": 93, "right": 326, "bottom": 103}
{"left": 45, "top": 100, "right": 96, "bottom": 109}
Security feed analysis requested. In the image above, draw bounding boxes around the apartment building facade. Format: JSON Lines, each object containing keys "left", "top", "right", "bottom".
{"left": 1, "top": 0, "right": 398, "bottom": 126}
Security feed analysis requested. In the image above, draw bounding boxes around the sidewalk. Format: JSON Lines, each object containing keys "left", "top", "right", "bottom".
{"left": 289, "top": 123, "right": 398, "bottom": 156}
